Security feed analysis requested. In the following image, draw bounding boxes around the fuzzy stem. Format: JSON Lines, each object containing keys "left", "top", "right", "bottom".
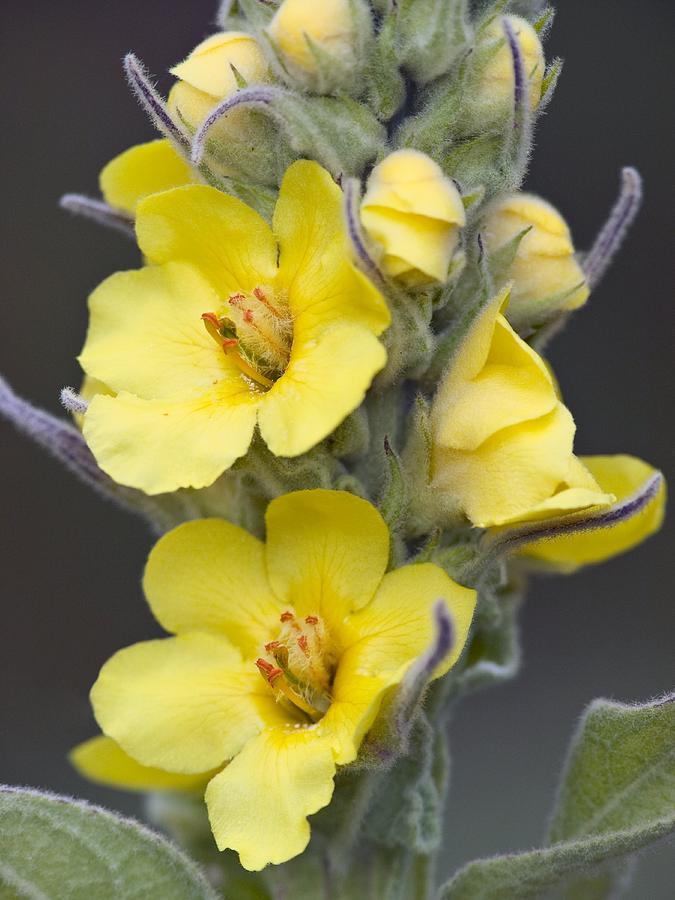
{"left": 342, "top": 178, "right": 385, "bottom": 285}
{"left": 191, "top": 86, "right": 280, "bottom": 166}
{"left": 123, "top": 54, "right": 190, "bottom": 148}
{"left": 583, "top": 167, "right": 643, "bottom": 290}
{"left": 468, "top": 471, "right": 663, "bottom": 581}
{"left": 60, "top": 195, "right": 135, "bottom": 239}
{"left": 0, "top": 375, "right": 176, "bottom": 533}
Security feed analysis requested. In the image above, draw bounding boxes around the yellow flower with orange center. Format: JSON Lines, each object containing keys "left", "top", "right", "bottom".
{"left": 71, "top": 490, "right": 476, "bottom": 870}
{"left": 78, "top": 160, "right": 390, "bottom": 494}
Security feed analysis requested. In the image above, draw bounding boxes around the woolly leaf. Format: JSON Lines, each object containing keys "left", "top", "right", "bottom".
{"left": 438, "top": 694, "right": 675, "bottom": 899}
{"left": 0, "top": 786, "right": 218, "bottom": 900}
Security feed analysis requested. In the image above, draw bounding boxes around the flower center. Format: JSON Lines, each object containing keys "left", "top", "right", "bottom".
{"left": 202, "top": 286, "right": 293, "bottom": 390}
{"left": 256, "top": 611, "right": 334, "bottom": 722}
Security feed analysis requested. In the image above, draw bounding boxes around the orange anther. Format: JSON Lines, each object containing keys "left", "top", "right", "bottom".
{"left": 305, "top": 615, "right": 319, "bottom": 626}
{"left": 243, "top": 309, "right": 254, "bottom": 323}
{"left": 222, "top": 338, "right": 238, "bottom": 348}
{"left": 280, "top": 611, "right": 294, "bottom": 622}
{"left": 264, "top": 640, "right": 280, "bottom": 652}
{"left": 201, "top": 312, "right": 220, "bottom": 327}
{"left": 256, "top": 658, "right": 282, "bottom": 684}
{"left": 297, "top": 635, "right": 309, "bottom": 656}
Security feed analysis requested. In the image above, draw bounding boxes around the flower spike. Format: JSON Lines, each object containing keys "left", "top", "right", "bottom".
{"left": 583, "top": 167, "right": 643, "bottom": 290}
{"left": 123, "top": 54, "right": 190, "bottom": 149}
{"left": 59, "top": 194, "right": 135, "bottom": 239}
{"left": 191, "top": 85, "right": 279, "bottom": 166}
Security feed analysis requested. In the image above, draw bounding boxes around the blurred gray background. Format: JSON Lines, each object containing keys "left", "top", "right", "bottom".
{"left": 1, "top": 1, "right": 673, "bottom": 896}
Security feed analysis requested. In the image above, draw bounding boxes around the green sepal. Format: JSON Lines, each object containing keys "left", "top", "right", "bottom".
{"left": 533, "top": 6, "right": 555, "bottom": 36}
{"left": 401, "top": 394, "right": 434, "bottom": 534}
{"left": 378, "top": 435, "right": 410, "bottom": 536}
{"left": 364, "top": 16, "right": 407, "bottom": 120}
{"left": 390, "top": 0, "right": 472, "bottom": 85}
{"left": 269, "top": 90, "right": 387, "bottom": 178}
{"left": 539, "top": 56, "right": 564, "bottom": 111}
{"left": 327, "top": 406, "right": 371, "bottom": 459}
{"left": 0, "top": 786, "right": 218, "bottom": 900}
{"left": 438, "top": 693, "right": 675, "bottom": 899}
{"left": 425, "top": 233, "right": 493, "bottom": 385}
{"left": 378, "top": 284, "right": 435, "bottom": 385}
{"left": 234, "top": 0, "right": 276, "bottom": 29}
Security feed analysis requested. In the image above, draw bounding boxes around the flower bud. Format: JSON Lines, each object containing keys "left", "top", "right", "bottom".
{"left": 483, "top": 192, "right": 589, "bottom": 329}
{"left": 470, "top": 15, "right": 545, "bottom": 130}
{"left": 267, "top": 0, "right": 366, "bottom": 93}
{"left": 167, "top": 32, "right": 270, "bottom": 136}
{"left": 360, "top": 150, "right": 466, "bottom": 287}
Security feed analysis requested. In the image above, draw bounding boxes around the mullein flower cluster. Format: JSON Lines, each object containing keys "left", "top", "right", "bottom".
{"left": 1, "top": 0, "right": 665, "bottom": 896}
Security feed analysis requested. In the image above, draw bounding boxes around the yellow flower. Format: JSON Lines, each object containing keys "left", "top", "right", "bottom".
{"left": 522, "top": 455, "right": 666, "bottom": 571}
{"left": 474, "top": 15, "right": 544, "bottom": 125}
{"left": 483, "top": 193, "right": 589, "bottom": 328}
{"left": 79, "top": 160, "right": 390, "bottom": 495}
{"left": 73, "top": 490, "right": 477, "bottom": 870}
{"left": 430, "top": 286, "right": 614, "bottom": 527}
{"left": 268, "top": 0, "right": 359, "bottom": 91}
{"left": 360, "top": 150, "right": 466, "bottom": 287}
{"left": 100, "top": 140, "right": 195, "bottom": 216}
{"left": 167, "top": 32, "right": 270, "bottom": 139}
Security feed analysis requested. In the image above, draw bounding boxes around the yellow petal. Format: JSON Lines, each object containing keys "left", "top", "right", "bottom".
{"left": 91, "top": 634, "right": 289, "bottom": 774}
{"left": 258, "top": 322, "right": 386, "bottom": 458}
{"left": 344, "top": 563, "right": 476, "bottom": 681}
{"left": 360, "top": 206, "right": 459, "bottom": 283}
{"left": 205, "top": 728, "right": 336, "bottom": 870}
{"left": 83, "top": 385, "right": 258, "bottom": 494}
{"left": 435, "top": 307, "right": 558, "bottom": 450}
{"left": 362, "top": 150, "right": 467, "bottom": 223}
{"left": 79, "top": 263, "right": 233, "bottom": 400}
{"left": 524, "top": 455, "right": 666, "bottom": 571}
{"left": 264, "top": 489, "right": 390, "bottom": 632}
{"left": 274, "top": 160, "right": 390, "bottom": 335}
{"left": 483, "top": 193, "right": 589, "bottom": 323}
{"left": 99, "top": 140, "right": 194, "bottom": 215}
{"left": 136, "top": 185, "right": 278, "bottom": 298}
{"left": 72, "top": 375, "right": 114, "bottom": 430}
{"left": 323, "top": 563, "right": 476, "bottom": 765}
{"left": 70, "top": 736, "right": 211, "bottom": 793}
{"left": 268, "top": 0, "right": 357, "bottom": 78}
{"left": 433, "top": 403, "right": 582, "bottom": 527}
{"left": 170, "top": 32, "right": 269, "bottom": 99}
{"left": 144, "top": 519, "right": 281, "bottom": 658}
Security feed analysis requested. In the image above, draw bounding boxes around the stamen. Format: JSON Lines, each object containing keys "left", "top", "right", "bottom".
{"left": 225, "top": 348, "right": 275, "bottom": 390}
{"left": 201, "top": 312, "right": 223, "bottom": 344}
{"left": 305, "top": 615, "right": 319, "bottom": 626}
{"left": 256, "top": 658, "right": 282, "bottom": 684}
{"left": 297, "top": 635, "right": 310, "bottom": 657}
{"left": 280, "top": 611, "right": 294, "bottom": 623}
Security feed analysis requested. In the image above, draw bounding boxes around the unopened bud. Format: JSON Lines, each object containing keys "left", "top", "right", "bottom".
{"left": 483, "top": 192, "right": 589, "bottom": 328}
{"left": 470, "top": 15, "right": 545, "bottom": 130}
{"left": 267, "top": 0, "right": 368, "bottom": 94}
{"left": 361, "top": 150, "right": 466, "bottom": 287}
{"left": 168, "top": 32, "right": 270, "bottom": 137}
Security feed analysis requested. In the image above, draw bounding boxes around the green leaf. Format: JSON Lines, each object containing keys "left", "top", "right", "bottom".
{"left": 438, "top": 694, "right": 675, "bottom": 899}
{"left": 0, "top": 786, "right": 218, "bottom": 900}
